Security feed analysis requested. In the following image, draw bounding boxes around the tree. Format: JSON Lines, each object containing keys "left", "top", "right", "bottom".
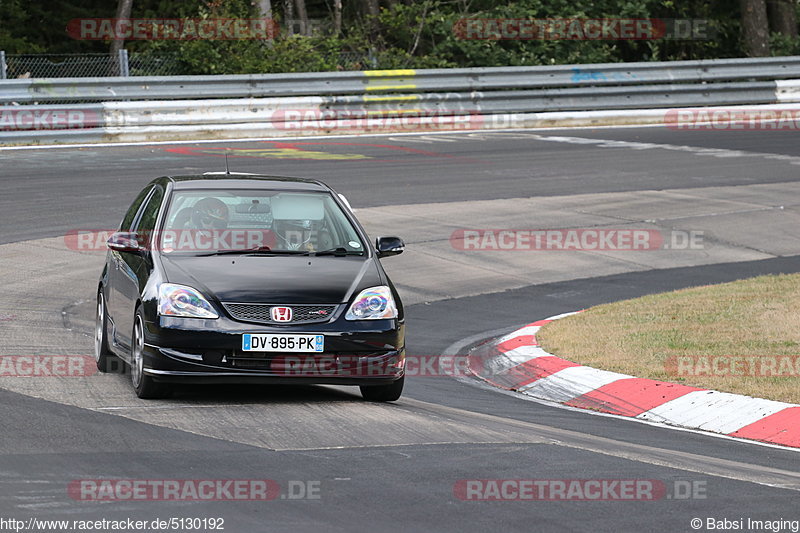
{"left": 110, "top": 0, "right": 134, "bottom": 74}
{"left": 364, "top": 0, "right": 379, "bottom": 17}
{"left": 767, "top": 0, "right": 798, "bottom": 38}
{"left": 294, "top": 0, "right": 310, "bottom": 36}
{"left": 283, "top": 0, "right": 294, "bottom": 34}
{"left": 363, "top": 0, "right": 380, "bottom": 37}
{"left": 740, "top": 0, "right": 770, "bottom": 56}
{"left": 257, "top": 0, "right": 273, "bottom": 19}
{"left": 333, "top": 0, "right": 342, "bottom": 36}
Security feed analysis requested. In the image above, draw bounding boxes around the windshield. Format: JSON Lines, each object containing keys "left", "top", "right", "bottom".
{"left": 159, "top": 189, "right": 365, "bottom": 255}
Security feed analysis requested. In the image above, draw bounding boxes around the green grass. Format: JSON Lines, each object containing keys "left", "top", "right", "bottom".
{"left": 537, "top": 273, "right": 800, "bottom": 404}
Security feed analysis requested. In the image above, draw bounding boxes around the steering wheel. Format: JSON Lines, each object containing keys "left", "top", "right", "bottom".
{"left": 191, "top": 197, "right": 229, "bottom": 229}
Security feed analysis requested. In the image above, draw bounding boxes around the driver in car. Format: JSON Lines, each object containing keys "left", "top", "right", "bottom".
{"left": 170, "top": 197, "right": 230, "bottom": 230}
{"left": 161, "top": 197, "right": 231, "bottom": 253}
{"left": 275, "top": 218, "right": 334, "bottom": 252}
{"left": 190, "top": 197, "right": 230, "bottom": 230}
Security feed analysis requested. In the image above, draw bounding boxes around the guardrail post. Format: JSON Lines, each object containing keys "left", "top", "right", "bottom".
{"left": 0, "top": 51, "right": 7, "bottom": 80}
{"left": 118, "top": 49, "right": 130, "bottom": 77}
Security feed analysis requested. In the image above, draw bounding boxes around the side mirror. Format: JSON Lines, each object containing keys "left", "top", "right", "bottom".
{"left": 376, "top": 236, "right": 404, "bottom": 258}
{"left": 107, "top": 231, "right": 143, "bottom": 253}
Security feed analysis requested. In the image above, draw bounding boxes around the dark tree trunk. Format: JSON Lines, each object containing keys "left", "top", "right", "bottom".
{"left": 110, "top": 0, "right": 134, "bottom": 76}
{"left": 283, "top": 0, "right": 295, "bottom": 34}
{"left": 257, "top": 0, "right": 272, "bottom": 19}
{"left": 741, "top": 0, "right": 771, "bottom": 56}
{"left": 364, "top": 0, "right": 380, "bottom": 17}
{"left": 767, "top": 0, "right": 798, "bottom": 38}
{"left": 295, "top": 0, "right": 309, "bottom": 36}
{"left": 363, "top": 0, "right": 380, "bottom": 37}
{"left": 333, "top": 0, "right": 342, "bottom": 36}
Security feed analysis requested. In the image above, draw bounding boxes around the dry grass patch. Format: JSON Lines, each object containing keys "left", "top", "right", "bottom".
{"left": 536, "top": 273, "right": 800, "bottom": 404}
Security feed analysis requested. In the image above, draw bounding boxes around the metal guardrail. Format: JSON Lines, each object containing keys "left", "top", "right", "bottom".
{"left": 2, "top": 56, "right": 800, "bottom": 104}
{"left": 1, "top": 56, "right": 799, "bottom": 145}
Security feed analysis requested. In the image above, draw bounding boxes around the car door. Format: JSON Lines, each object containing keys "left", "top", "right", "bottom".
{"left": 114, "top": 185, "right": 165, "bottom": 350}
{"left": 108, "top": 185, "right": 153, "bottom": 349}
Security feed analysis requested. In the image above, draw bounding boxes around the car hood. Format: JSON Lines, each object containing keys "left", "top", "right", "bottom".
{"left": 159, "top": 254, "right": 383, "bottom": 304}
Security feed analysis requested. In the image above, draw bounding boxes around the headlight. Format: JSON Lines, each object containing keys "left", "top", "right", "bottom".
{"left": 345, "top": 286, "right": 397, "bottom": 320}
{"left": 158, "top": 283, "right": 219, "bottom": 319}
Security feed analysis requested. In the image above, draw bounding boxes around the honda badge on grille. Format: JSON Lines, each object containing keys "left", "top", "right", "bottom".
{"left": 271, "top": 307, "right": 293, "bottom": 322}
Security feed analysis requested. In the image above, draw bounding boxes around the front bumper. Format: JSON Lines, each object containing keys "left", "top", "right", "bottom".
{"left": 141, "top": 313, "right": 405, "bottom": 385}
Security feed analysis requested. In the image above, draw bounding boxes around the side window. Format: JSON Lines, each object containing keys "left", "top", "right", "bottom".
{"left": 133, "top": 186, "right": 165, "bottom": 234}
{"left": 327, "top": 201, "right": 362, "bottom": 250}
{"left": 324, "top": 205, "right": 346, "bottom": 248}
{"left": 120, "top": 186, "right": 153, "bottom": 231}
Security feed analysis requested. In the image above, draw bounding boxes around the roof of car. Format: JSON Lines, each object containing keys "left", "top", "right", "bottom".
{"left": 165, "top": 175, "right": 330, "bottom": 191}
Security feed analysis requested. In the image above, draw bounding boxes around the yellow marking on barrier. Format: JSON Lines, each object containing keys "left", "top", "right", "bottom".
{"left": 365, "top": 85, "right": 417, "bottom": 92}
{"left": 363, "top": 69, "right": 417, "bottom": 92}
{"left": 363, "top": 94, "right": 421, "bottom": 102}
{"left": 363, "top": 69, "right": 416, "bottom": 77}
{"left": 366, "top": 109, "right": 424, "bottom": 116}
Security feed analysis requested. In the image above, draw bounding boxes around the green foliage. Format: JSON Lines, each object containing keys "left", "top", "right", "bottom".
{"left": 0, "top": 0, "right": 796, "bottom": 74}
{"left": 126, "top": 0, "right": 378, "bottom": 74}
{"left": 770, "top": 33, "right": 800, "bottom": 56}
{"left": 0, "top": 0, "right": 115, "bottom": 53}
{"left": 159, "top": 36, "right": 366, "bottom": 75}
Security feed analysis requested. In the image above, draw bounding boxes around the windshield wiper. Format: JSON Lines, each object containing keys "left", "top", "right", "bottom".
{"left": 313, "top": 247, "right": 364, "bottom": 257}
{"left": 194, "top": 247, "right": 311, "bottom": 257}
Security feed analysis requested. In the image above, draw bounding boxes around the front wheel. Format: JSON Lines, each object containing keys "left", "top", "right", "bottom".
{"left": 360, "top": 376, "right": 404, "bottom": 402}
{"left": 94, "top": 291, "right": 115, "bottom": 372}
{"left": 131, "top": 308, "right": 170, "bottom": 399}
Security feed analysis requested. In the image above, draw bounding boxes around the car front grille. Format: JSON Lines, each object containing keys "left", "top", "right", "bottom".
{"left": 226, "top": 351, "right": 391, "bottom": 371}
{"left": 222, "top": 303, "right": 339, "bottom": 325}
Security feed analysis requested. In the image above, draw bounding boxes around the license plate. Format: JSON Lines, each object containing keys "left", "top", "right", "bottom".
{"left": 242, "top": 334, "right": 324, "bottom": 353}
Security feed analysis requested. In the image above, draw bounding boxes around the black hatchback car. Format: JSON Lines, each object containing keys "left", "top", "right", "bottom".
{"left": 95, "top": 175, "right": 406, "bottom": 400}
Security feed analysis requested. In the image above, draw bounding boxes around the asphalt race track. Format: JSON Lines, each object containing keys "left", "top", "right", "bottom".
{"left": 2, "top": 127, "right": 800, "bottom": 532}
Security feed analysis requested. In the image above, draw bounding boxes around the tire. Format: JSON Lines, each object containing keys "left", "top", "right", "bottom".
{"left": 94, "top": 291, "right": 114, "bottom": 372}
{"left": 131, "top": 307, "right": 170, "bottom": 399}
{"left": 360, "top": 376, "right": 404, "bottom": 402}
